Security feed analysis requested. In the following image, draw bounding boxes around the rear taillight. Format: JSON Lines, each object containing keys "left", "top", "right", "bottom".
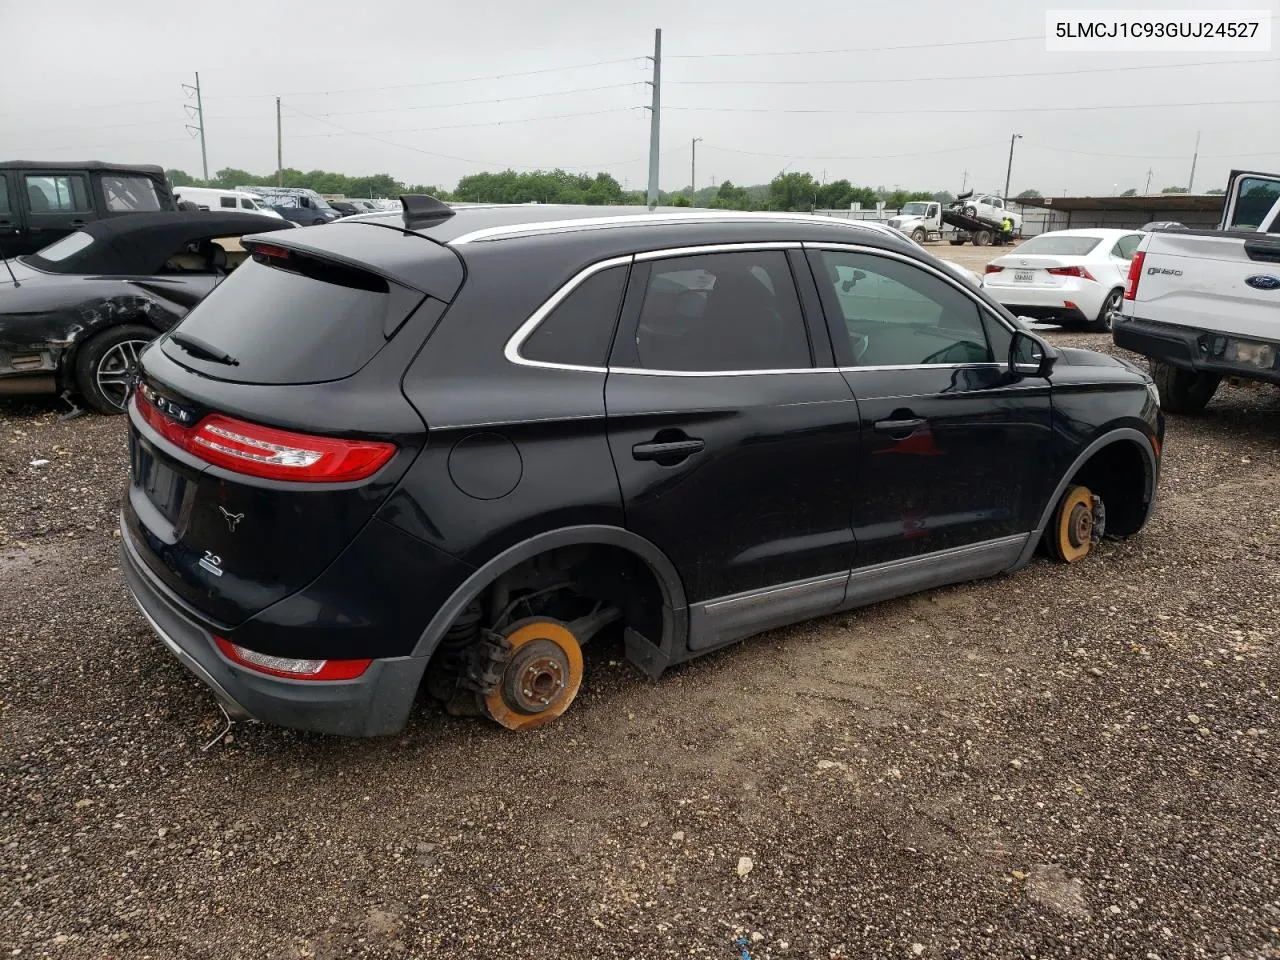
{"left": 1047, "top": 266, "right": 1096, "bottom": 281}
{"left": 1124, "top": 251, "right": 1146, "bottom": 300}
{"left": 134, "top": 391, "right": 395, "bottom": 483}
{"left": 984, "top": 264, "right": 1004, "bottom": 274}
{"left": 214, "top": 637, "right": 372, "bottom": 681}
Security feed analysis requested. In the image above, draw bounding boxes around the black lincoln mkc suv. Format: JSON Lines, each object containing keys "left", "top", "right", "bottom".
{"left": 119, "top": 197, "right": 1164, "bottom": 736}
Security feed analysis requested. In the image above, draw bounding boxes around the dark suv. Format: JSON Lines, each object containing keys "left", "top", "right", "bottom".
{"left": 119, "top": 199, "right": 1164, "bottom": 737}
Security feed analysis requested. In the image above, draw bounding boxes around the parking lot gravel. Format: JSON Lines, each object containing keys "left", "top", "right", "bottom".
{"left": 2, "top": 318, "right": 1278, "bottom": 959}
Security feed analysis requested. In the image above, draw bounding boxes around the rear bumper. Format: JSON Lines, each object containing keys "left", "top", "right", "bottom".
{"left": 983, "top": 280, "right": 1106, "bottom": 321}
{"left": 1113, "top": 316, "right": 1280, "bottom": 386}
{"left": 120, "top": 516, "right": 428, "bottom": 736}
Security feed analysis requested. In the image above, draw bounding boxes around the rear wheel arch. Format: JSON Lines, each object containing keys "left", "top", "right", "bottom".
{"left": 411, "top": 525, "right": 688, "bottom": 664}
{"left": 1016, "top": 427, "right": 1158, "bottom": 568}
{"left": 71, "top": 322, "right": 160, "bottom": 413}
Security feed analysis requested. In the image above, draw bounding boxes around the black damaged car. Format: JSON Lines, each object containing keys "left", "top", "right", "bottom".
{"left": 0, "top": 211, "right": 291, "bottom": 412}
{"left": 119, "top": 199, "right": 1164, "bottom": 737}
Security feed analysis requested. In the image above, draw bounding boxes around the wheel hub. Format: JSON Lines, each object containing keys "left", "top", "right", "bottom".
{"left": 483, "top": 620, "right": 584, "bottom": 731}
{"left": 504, "top": 640, "right": 569, "bottom": 714}
{"left": 1067, "top": 502, "right": 1093, "bottom": 548}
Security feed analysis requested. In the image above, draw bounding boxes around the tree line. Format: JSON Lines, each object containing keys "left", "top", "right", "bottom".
{"left": 166, "top": 166, "right": 953, "bottom": 212}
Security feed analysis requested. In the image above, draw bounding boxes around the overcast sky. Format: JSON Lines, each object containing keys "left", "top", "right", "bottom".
{"left": 2, "top": 0, "right": 1277, "bottom": 196}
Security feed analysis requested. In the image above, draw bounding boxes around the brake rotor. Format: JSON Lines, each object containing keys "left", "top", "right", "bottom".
{"left": 1051, "top": 484, "right": 1096, "bottom": 563}
{"left": 483, "top": 620, "right": 584, "bottom": 731}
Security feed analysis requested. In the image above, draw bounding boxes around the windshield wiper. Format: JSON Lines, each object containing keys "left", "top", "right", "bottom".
{"left": 169, "top": 332, "right": 239, "bottom": 366}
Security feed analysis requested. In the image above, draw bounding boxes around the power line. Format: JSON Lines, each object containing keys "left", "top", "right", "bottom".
{"left": 667, "top": 57, "right": 1280, "bottom": 87}
{"left": 1021, "top": 140, "right": 1280, "bottom": 161}
{"left": 665, "top": 34, "right": 1044, "bottom": 58}
{"left": 702, "top": 141, "right": 996, "bottom": 161}
{"left": 285, "top": 106, "right": 643, "bottom": 138}
{"left": 0, "top": 56, "right": 646, "bottom": 119}
{"left": 319, "top": 81, "right": 644, "bottom": 118}
{"left": 667, "top": 98, "right": 1280, "bottom": 116}
{"left": 278, "top": 104, "right": 665, "bottom": 172}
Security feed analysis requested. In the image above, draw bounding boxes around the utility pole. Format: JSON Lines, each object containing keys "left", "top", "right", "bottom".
{"left": 961, "top": 170, "right": 969, "bottom": 193}
{"left": 1187, "top": 130, "right": 1201, "bottom": 193}
{"left": 181, "top": 72, "right": 209, "bottom": 181}
{"left": 1004, "top": 133, "right": 1022, "bottom": 200}
{"left": 1145, "top": 167, "right": 1153, "bottom": 195}
{"left": 645, "top": 28, "right": 662, "bottom": 210}
{"left": 690, "top": 136, "right": 701, "bottom": 203}
{"left": 276, "top": 98, "right": 283, "bottom": 186}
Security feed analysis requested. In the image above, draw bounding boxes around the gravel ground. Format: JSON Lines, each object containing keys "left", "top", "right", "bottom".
{"left": 2, "top": 319, "right": 1279, "bottom": 959}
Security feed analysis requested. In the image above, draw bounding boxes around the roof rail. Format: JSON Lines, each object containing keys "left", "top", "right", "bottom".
{"left": 400, "top": 194, "right": 455, "bottom": 228}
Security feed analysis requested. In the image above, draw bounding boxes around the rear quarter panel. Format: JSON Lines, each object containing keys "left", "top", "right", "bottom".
{"left": 1124, "top": 232, "right": 1280, "bottom": 340}
{"left": 389, "top": 242, "right": 626, "bottom": 565}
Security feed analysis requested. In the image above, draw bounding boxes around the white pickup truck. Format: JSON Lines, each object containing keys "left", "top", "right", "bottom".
{"left": 1113, "top": 169, "right": 1280, "bottom": 413}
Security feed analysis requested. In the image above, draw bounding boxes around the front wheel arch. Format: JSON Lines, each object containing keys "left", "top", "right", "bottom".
{"left": 1014, "top": 427, "right": 1159, "bottom": 569}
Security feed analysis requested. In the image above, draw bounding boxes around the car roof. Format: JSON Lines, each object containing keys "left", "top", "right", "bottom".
{"left": 24, "top": 211, "right": 291, "bottom": 276}
{"left": 0, "top": 160, "right": 166, "bottom": 176}
{"left": 342, "top": 203, "right": 906, "bottom": 248}
{"left": 1023, "top": 228, "right": 1140, "bottom": 239}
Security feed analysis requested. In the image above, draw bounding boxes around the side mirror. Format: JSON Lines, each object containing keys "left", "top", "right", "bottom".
{"left": 1010, "top": 328, "right": 1058, "bottom": 379}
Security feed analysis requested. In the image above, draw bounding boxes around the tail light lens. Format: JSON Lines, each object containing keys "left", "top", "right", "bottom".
{"left": 214, "top": 637, "right": 372, "bottom": 681}
{"left": 1047, "top": 266, "right": 1096, "bottom": 281}
{"left": 1124, "top": 251, "right": 1146, "bottom": 300}
{"left": 984, "top": 264, "right": 1004, "bottom": 274}
{"left": 135, "top": 390, "right": 395, "bottom": 483}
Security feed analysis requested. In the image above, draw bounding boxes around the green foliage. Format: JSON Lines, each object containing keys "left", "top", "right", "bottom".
{"left": 166, "top": 166, "right": 952, "bottom": 214}
{"left": 766, "top": 172, "right": 820, "bottom": 211}
{"left": 1016, "top": 189, "right": 1042, "bottom": 200}
{"left": 168, "top": 167, "right": 453, "bottom": 201}
{"left": 1206, "top": 188, "right": 1225, "bottom": 195}
{"left": 1161, "top": 186, "right": 1189, "bottom": 194}
{"left": 1120, "top": 188, "right": 1139, "bottom": 197}
{"left": 452, "top": 169, "right": 627, "bottom": 205}
{"left": 931, "top": 191, "right": 956, "bottom": 205}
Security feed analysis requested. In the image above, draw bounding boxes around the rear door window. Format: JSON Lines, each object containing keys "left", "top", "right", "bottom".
{"left": 0, "top": 175, "right": 10, "bottom": 216}
{"left": 220, "top": 196, "right": 237, "bottom": 209}
{"left": 623, "top": 250, "right": 812, "bottom": 372}
{"left": 161, "top": 254, "right": 423, "bottom": 384}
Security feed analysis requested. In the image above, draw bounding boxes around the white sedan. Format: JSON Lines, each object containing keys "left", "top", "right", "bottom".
{"left": 982, "top": 228, "right": 1144, "bottom": 331}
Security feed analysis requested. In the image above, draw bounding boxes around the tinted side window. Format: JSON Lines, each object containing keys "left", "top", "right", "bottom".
{"left": 241, "top": 198, "right": 256, "bottom": 209}
{"left": 815, "top": 250, "right": 992, "bottom": 366}
{"left": 0, "top": 175, "right": 8, "bottom": 216}
{"left": 1114, "top": 234, "right": 1142, "bottom": 259}
{"left": 522, "top": 264, "right": 627, "bottom": 368}
{"left": 24, "top": 174, "right": 91, "bottom": 213}
{"left": 102, "top": 175, "right": 161, "bottom": 212}
{"left": 1228, "top": 177, "right": 1280, "bottom": 230}
{"left": 632, "top": 250, "right": 811, "bottom": 372}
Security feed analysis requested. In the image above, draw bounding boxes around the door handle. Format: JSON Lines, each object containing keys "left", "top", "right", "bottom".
{"left": 632, "top": 438, "right": 705, "bottom": 463}
{"left": 1243, "top": 239, "right": 1280, "bottom": 263}
{"left": 874, "top": 417, "right": 927, "bottom": 438}
{"left": 69, "top": 219, "right": 86, "bottom": 227}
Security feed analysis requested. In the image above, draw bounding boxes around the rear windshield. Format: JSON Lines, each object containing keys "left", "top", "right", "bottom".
{"left": 1014, "top": 234, "right": 1104, "bottom": 256}
{"left": 160, "top": 255, "right": 422, "bottom": 384}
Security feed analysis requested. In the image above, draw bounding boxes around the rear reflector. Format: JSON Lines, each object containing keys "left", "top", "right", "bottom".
{"left": 1047, "top": 266, "right": 1096, "bottom": 281}
{"left": 214, "top": 637, "right": 372, "bottom": 681}
{"left": 1124, "top": 251, "right": 1146, "bottom": 300}
{"left": 984, "top": 264, "right": 1004, "bottom": 274}
{"left": 135, "top": 390, "right": 395, "bottom": 483}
